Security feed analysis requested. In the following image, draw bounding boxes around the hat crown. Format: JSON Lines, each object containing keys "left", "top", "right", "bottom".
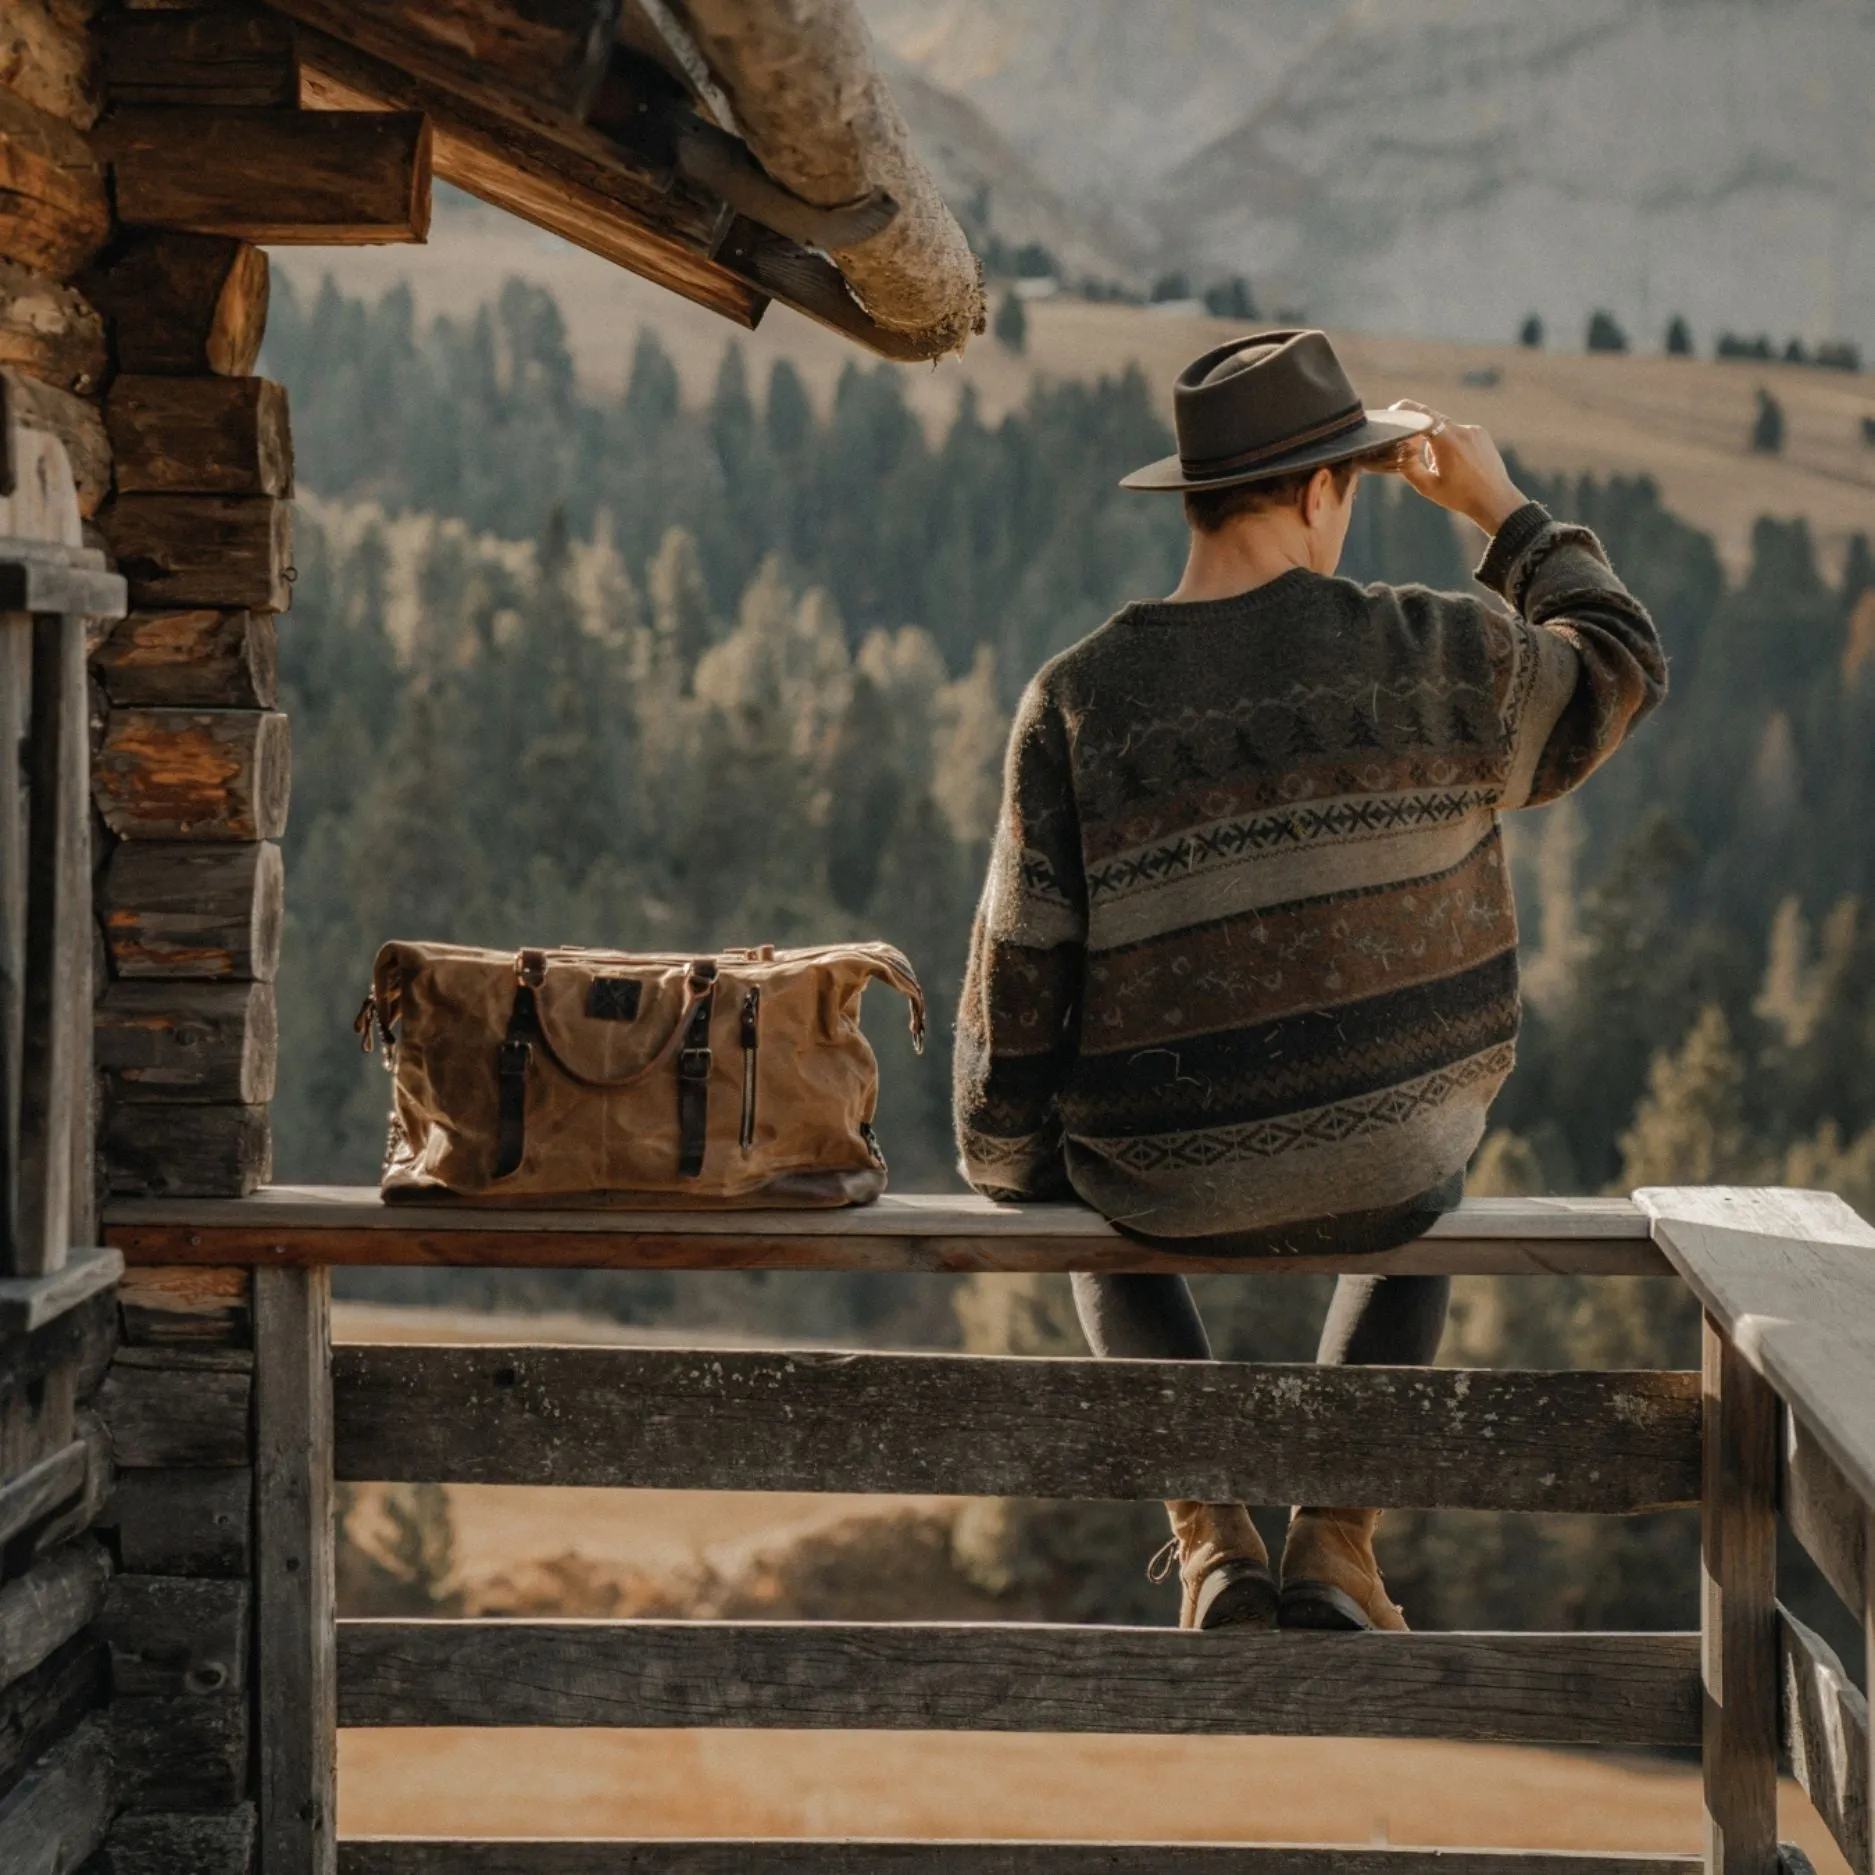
{"left": 1172, "top": 329, "right": 1364, "bottom": 479}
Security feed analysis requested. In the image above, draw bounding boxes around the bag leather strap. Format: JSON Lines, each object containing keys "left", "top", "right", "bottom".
{"left": 676, "top": 960, "right": 717, "bottom": 1180}
{"left": 493, "top": 979, "right": 542, "bottom": 1179}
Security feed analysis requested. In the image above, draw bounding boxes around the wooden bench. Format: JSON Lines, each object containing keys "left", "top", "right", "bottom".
{"left": 92, "top": 1186, "right": 1875, "bottom": 1875}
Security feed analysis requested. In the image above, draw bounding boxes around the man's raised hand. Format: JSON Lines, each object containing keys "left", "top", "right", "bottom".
{"left": 1377, "top": 400, "right": 1527, "bottom": 536}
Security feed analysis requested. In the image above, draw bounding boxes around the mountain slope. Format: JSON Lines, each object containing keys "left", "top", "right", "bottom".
{"left": 863, "top": 0, "right": 1875, "bottom": 352}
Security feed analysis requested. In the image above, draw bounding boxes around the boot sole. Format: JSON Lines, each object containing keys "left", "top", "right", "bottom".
{"left": 1194, "top": 1561, "right": 1279, "bottom": 1631}
{"left": 1278, "top": 1580, "right": 1375, "bottom": 1631}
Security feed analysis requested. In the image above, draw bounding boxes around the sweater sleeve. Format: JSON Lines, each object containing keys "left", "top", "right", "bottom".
{"left": 1475, "top": 502, "right": 1668, "bottom": 809}
{"left": 953, "top": 675, "right": 1086, "bottom": 1202}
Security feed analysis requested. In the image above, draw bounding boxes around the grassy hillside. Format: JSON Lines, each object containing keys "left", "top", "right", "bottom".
{"left": 275, "top": 197, "right": 1875, "bottom": 577}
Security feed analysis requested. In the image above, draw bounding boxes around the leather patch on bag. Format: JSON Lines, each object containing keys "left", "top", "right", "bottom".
{"left": 586, "top": 977, "right": 644, "bottom": 1022}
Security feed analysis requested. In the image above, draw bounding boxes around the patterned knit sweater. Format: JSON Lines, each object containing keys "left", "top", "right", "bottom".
{"left": 953, "top": 504, "right": 1665, "bottom": 1245}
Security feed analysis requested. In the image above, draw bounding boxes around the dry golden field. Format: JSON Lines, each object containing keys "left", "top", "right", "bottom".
{"left": 331, "top": 1303, "right": 1852, "bottom": 1863}
{"left": 279, "top": 206, "right": 1875, "bottom": 579}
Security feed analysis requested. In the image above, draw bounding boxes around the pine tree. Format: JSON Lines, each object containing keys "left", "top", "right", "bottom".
{"left": 646, "top": 525, "right": 714, "bottom": 689}
{"left": 1751, "top": 386, "right": 1785, "bottom": 455}
{"left": 622, "top": 327, "right": 681, "bottom": 434}
{"left": 1518, "top": 313, "right": 1545, "bottom": 349}
{"left": 765, "top": 357, "right": 813, "bottom": 455}
{"left": 1665, "top": 314, "right": 1693, "bottom": 356}
{"left": 1586, "top": 309, "right": 1629, "bottom": 353}
{"left": 993, "top": 288, "right": 1027, "bottom": 356}
{"left": 1616, "top": 1005, "right": 1761, "bottom": 1189}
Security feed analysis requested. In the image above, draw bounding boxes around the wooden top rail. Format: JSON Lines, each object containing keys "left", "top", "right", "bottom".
{"left": 104, "top": 1187, "right": 1667, "bottom": 1275}
{"left": 1640, "top": 1187, "right": 1875, "bottom": 1513}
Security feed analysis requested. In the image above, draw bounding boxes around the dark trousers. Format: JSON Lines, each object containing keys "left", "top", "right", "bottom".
{"left": 1070, "top": 1268, "right": 1449, "bottom": 1367}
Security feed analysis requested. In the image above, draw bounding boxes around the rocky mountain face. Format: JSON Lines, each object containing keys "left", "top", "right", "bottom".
{"left": 861, "top": 0, "right": 1875, "bottom": 351}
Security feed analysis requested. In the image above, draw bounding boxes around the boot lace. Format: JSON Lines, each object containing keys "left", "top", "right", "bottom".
{"left": 1145, "top": 1537, "right": 1182, "bottom": 1585}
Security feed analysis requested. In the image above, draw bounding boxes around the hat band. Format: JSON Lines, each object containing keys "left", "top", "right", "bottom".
{"left": 1178, "top": 401, "right": 1368, "bottom": 480}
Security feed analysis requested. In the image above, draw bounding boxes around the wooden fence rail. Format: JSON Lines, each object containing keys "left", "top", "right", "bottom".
{"left": 331, "top": 1343, "right": 1700, "bottom": 1513}
{"left": 93, "top": 1185, "right": 1875, "bottom": 1875}
{"left": 338, "top": 1848, "right": 1708, "bottom": 1875}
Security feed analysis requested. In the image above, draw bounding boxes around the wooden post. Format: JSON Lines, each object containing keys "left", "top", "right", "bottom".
{"left": 13, "top": 612, "right": 86, "bottom": 1275}
{"left": 1703, "top": 1313, "right": 1780, "bottom": 1874}
{"left": 253, "top": 1267, "right": 336, "bottom": 1875}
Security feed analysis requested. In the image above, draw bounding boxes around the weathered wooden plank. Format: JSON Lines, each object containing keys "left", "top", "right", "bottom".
{"left": 104, "top": 1189, "right": 1669, "bottom": 1275}
{"left": 1781, "top": 1604, "right": 1868, "bottom": 1875}
{"left": 93, "top": 706, "right": 292, "bottom": 840}
{"left": 279, "top": 0, "right": 622, "bottom": 114}
{"left": 102, "top": 1103, "right": 273, "bottom": 1200}
{"left": 107, "top": 107, "right": 433, "bottom": 244}
{"left": 0, "top": 1537, "right": 108, "bottom": 1687}
{"left": 101, "top": 840, "right": 283, "bottom": 981}
{"left": 96, "top": 1351, "right": 251, "bottom": 1468}
{"left": 108, "top": 376, "right": 293, "bottom": 497}
{"left": 95, "top": 1806, "right": 257, "bottom": 1875}
{"left": 0, "top": 1633, "right": 105, "bottom": 1802}
{"left": 102, "top": 9, "right": 300, "bottom": 108}
{"left": 96, "top": 980, "right": 278, "bottom": 1105}
{"left": 13, "top": 612, "right": 86, "bottom": 1277}
{"left": 0, "top": 1714, "right": 113, "bottom": 1873}
{"left": 95, "top": 609, "right": 278, "bottom": 710}
{"left": 0, "top": 1369, "right": 72, "bottom": 1500}
{"left": 1784, "top": 1409, "right": 1866, "bottom": 1619}
{"left": 22, "top": 1407, "right": 112, "bottom": 1563}
{"left": 99, "top": 497, "right": 293, "bottom": 612}
{"left": 0, "top": 88, "right": 110, "bottom": 276}
{"left": 119, "top": 1265, "right": 252, "bottom": 1347}
{"left": 293, "top": 28, "right": 763, "bottom": 329}
{"left": 333, "top": 1344, "right": 1700, "bottom": 1515}
{"left": 1, "top": 368, "right": 108, "bottom": 515}
{"left": 255, "top": 1266, "right": 337, "bottom": 1875}
{"left": 101, "top": 1573, "right": 249, "bottom": 1697}
{"left": 99, "top": 234, "right": 270, "bottom": 378}
{"left": 109, "top": 1692, "right": 248, "bottom": 1811}
{"left": 0, "top": 0, "right": 104, "bottom": 130}
{"left": 336, "top": 1620, "right": 1702, "bottom": 1748}
{"left": 0, "top": 1437, "right": 85, "bottom": 1548}
{"left": 0, "top": 1252, "right": 117, "bottom": 1350}
{"left": 103, "top": 1466, "right": 252, "bottom": 1578}
{"left": 1703, "top": 1317, "right": 1779, "bottom": 1875}
{"left": 1637, "top": 1188, "right": 1875, "bottom": 1518}
{"left": 337, "top": 1848, "right": 1705, "bottom": 1875}
{"left": 0, "top": 259, "right": 106, "bottom": 395}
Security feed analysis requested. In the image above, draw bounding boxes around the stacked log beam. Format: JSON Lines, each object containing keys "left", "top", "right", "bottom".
{"left": 0, "top": 1273, "right": 121, "bottom": 1872}
{"left": 82, "top": 5, "right": 431, "bottom": 1201}
{"left": 91, "top": 1266, "right": 257, "bottom": 1873}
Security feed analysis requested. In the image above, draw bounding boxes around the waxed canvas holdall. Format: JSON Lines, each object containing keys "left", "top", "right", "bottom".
{"left": 360, "top": 940, "right": 926, "bottom": 1205}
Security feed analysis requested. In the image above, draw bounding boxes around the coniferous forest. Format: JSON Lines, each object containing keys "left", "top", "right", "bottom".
{"left": 268, "top": 273, "right": 1875, "bottom": 1640}
{"left": 264, "top": 271, "right": 1875, "bottom": 1218}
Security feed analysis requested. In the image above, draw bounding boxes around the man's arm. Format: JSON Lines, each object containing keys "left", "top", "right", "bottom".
{"left": 953, "top": 677, "right": 1086, "bottom": 1202}
{"left": 1380, "top": 401, "right": 1667, "bottom": 806}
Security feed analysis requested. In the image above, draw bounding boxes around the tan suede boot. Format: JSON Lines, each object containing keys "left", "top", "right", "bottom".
{"left": 1279, "top": 1508, "right": 1408, "bottom": 1631}
{"left": 1150, "top": 1500, "right": 1277, "bottom": 1631}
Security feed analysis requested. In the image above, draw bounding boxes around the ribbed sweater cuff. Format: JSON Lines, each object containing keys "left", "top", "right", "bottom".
{"left": 1473, "top": 500, "right": 1554, "bottom": 600}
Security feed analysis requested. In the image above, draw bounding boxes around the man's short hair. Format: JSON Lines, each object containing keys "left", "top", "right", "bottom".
{"left": 1181, "top": 450, "right": 1385, "bottom": 535}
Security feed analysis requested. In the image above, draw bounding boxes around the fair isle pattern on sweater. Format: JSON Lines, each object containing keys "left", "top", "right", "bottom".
{"left": 953, "top": 509, "right": 1665, "bottom": 1241}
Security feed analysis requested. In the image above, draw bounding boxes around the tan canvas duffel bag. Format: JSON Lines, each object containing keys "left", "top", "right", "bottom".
{"left": 359, "top": 940, "right": 926, "bottom": 1205}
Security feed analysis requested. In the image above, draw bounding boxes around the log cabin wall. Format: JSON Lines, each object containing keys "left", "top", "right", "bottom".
{"left": 0, "top": 7, "right": 124, "bottom": 1869}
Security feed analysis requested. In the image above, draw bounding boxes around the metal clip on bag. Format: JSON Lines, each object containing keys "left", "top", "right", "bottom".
{"left": 362, "top": 941, "right": 926, "bottom": 1206}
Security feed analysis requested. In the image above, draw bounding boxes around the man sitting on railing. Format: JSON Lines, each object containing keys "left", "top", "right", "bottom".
{"left": 953, "top": 329, "right": 1666, "bottom": 1633}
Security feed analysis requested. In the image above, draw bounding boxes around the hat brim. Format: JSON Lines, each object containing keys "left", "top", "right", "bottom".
{"left": 1118, "top": 408, "right": 1435, "bottom": 493}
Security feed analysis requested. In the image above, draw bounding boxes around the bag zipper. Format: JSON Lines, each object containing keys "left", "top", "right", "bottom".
{"left": 739, "top": 987, "right": 760, "bottom": 1149}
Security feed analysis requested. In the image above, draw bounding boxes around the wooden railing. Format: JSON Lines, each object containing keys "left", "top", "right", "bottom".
{"left": 101, "top": 1185, "right": 1875, "bottom": 1875}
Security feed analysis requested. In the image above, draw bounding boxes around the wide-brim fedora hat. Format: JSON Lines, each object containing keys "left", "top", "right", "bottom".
{"left": 1120, "top": 328, "right": 1433, "bottom": 492}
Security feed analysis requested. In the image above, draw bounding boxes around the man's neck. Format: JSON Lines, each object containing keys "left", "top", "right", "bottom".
{"left": 1165, "top": 517, "right": 1323, "bottom": 605}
